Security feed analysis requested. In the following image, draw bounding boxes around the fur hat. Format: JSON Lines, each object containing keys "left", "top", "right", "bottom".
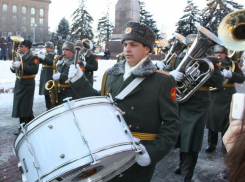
{"left": 8, "top": 32, "right": 12, "bottom": 36}
{"left": 186, "top": 34, "right": 197, "bottom": 46}
{"left": 82, "top": 39, "right": 91, "bottom": 49}
{"left": 45, "top": 41, "right": 54, "bottom": 49}
{"left": 2, "top": 32, "right": 7, "bottom": 36}
{"left": 121, "top": 22, "right": 156, "bottom": 52}
{"left": 16, "top": 31, "right": 21, "bottom": 36}
{"left": 19, "top": 40, "right": 32, "bottom": 49}
{"left": 62, "top": 41, "right": 75, "bottom": 53}
{"left": 213, "top": 45, "right": 227, "bottom": 54}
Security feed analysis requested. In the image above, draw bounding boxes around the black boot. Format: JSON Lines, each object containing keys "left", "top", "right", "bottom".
{"left": 173, "top": 167, "right": 181, "bottom": 174}
{"left": 182, "top": 176, "right": 192, "bottom": 182}
{"left": 205, "top": 146, "right": 216, "bottom": 153}
{"left": 14, "top": 127, "right": 21, "bottom": 135}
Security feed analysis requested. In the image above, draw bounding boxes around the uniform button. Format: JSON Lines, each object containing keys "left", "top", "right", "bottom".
{"left": 131, "top": 107, "right": 134, "bottom": 110}
{"left": 128, "top": 125, "right": 132, "bottom": 128}
{"left": 62, "top": 88, "right": 65, "bottom": 91}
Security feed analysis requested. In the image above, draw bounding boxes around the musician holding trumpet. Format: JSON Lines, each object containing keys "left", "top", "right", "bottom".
{"left": 206, "top": 45, "right": 245, "bottom": 153}
{"left": 67, "top": 22, "right": 180, "bottom": 182}
{"left": 165, "top": 33, "right": 223, "bottom": 182}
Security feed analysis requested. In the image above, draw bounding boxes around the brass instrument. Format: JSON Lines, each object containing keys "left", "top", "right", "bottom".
{"left": 163, "top": 33, "right": 186, "bottom": 65}
{"left": 218, "top": 9, "right": 245, "bottom": 51}
{"left": 176, "top": 23, "right": 224, "bottom": 103}
{"left": 10, "top": 36, "right": 24, "bottom": 80}
{"left": 45, "top": 55, "right": 60, "bottom": 106}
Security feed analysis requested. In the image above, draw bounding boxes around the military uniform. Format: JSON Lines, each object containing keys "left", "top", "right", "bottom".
{"left": 39, "top": 51, "right": 56, "bottom": 109}
{"left": 70, "top": 58, "right": 180, "bottom": 182}
{"left": 0, "top": 35, "right": 8, "bottom": 60}
{"left": 57, "top": 38, "right": 63, "bottom": 55}
{"left": 57, "top": 55, "right": 80, "bottom": 105}
{"left": 79, "top": 50, "right": 98, "bottom": 85}
{"left": 11, "top": 50, "right": 39, "bottom": 124}
{"left": 7, "top": 34, "right": 13, "bottom": 60}
{"left": 206, "top": 57, "right": 244, "bottom": 149}
{"left": 165, "top": 55, "right": 223, "bottom": 179}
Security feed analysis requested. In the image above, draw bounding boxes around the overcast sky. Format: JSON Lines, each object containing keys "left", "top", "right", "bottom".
{"left": 48, "top": 0, "right": 245, "bottom": 39}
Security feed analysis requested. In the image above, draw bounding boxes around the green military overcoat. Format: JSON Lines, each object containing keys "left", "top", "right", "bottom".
{"left": 79, "top": 50, "right": 98, "bottom": 85}
{"left": 206, "top": 57, "right": 245, "bottom": 132}
{"left": 11, "top": 50, "right": 39, "bottom": 118}
{"left": 39, "top": 51, "right": 56, "bottom": 95}
{"left": 70, "top": 57, "right": 180, "bottom": 182}
{"left": 165, "top": 55, "right": 223, "bottom": 152}
{"left": 57, "top": 55, "right": 80, "bottom": 105}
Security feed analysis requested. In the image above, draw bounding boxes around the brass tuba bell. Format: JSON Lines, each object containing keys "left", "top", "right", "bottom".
{"left": 218, "top": 9, "right": 245, "bottom": 51}
{"left": 10, "top": 36, "right": 24, "bottom": 80}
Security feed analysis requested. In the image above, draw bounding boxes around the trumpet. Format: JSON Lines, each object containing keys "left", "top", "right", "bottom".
{"left": 10, "top": 36, "right": 24, "bottom": 80}
{"left": 163, "top": 33, "right": 186, "bottom": 65}
{"left": 176, "top": 23, "right": 224, "bottom": 103}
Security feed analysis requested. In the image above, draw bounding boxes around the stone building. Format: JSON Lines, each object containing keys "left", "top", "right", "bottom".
{"left": 0, "top": 0, "right": 51, "bottom": 42}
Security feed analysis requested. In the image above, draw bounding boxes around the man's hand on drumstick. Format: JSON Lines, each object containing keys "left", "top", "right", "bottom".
{"left": 68, "top": 64, "right": 83, "bottom": 83}
{"left": 133, "top": 137, "right": 151, "bottom": 166}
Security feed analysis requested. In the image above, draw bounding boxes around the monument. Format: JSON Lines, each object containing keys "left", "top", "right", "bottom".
{"left": 106, "top": 0, "right": 140, "bottom": 56}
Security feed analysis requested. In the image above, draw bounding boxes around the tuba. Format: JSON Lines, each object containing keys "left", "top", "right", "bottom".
{"left": 45, "top": 55, "right": 60, "bottom": 106}
{"left": 176, "top": 23, "right": 224, "bottom": 103}
{"left": 10, "top": 36, "right": 24, "bottom": 80}
{"left": 163, "top": 33, "right": 186, "bottom": 65}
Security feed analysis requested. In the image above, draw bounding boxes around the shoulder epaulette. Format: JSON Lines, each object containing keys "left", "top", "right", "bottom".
{"left": 156, "top": 70, "right": 170, "bottom": 76}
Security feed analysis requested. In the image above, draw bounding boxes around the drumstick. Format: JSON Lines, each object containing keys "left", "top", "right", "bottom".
{"left": 230, "top": 93, "right": 245, "bottom": 121}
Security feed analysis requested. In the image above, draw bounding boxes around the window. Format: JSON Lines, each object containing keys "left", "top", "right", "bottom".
{"left": 40, "top": 9, "right": 44, "bottom": 17}
{"left": 22, "top": 17, "right": 26, "bottom": 25}
{"left": 31, "top": 18, "right": 35, "bottom": 24}
{"left": 22, "top": 7, "right": 26, "bottom": 14}
{"left": 3, "top": 4, "right": 7, "bottom": 12}
{"left": 39, "top": 18, "right": 43, "bottom": 25}
{"left": 13, "top": 5, "right": 17, "bottom": 13}
{"left": 31, "top": 8, "right": 35, "bottom": 15}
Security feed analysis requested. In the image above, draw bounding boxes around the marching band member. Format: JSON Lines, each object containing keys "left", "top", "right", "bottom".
{"left": 68, "top": 22, "right": 180, "bottom": 182}
{"left": 52, "top": 41, "right": 80, "bottom": 105}
{"left": 165, "top": 34, "right": 223, "bottom": 182}
{"left": 10, "top": 40, "right": 39, "bottom": 135}
{"left": 205, "top": 45, "right": 245, "bottom": 153}
{"left": 38, "top": 42, "right": 56, "bottom": 110}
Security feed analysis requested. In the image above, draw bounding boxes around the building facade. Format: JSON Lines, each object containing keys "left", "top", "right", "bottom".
{"left": 0, "top": 0, "right": 51, "bottom": 42}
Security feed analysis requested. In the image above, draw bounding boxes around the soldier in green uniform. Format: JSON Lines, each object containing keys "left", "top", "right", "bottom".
{"left": 7, "top": 32, "right": 13, "bottom": 60}
{"left": 205, "top": 45, "right": 245, "bottom": 153}
{"left": 52, "top": 41, "right": 80, "bottom": 105}
{"left": 10, "top": 40, "right": 39, "bottom": 134}
{"left": 38, "top": 42, "right": 56, "bottom": 110}
{"left": 0, "top": 32, "right": 8, "bottom": 61}
{"left": 78, "top": 39, "right": 98, "bottom": 85}
{"left": 67, "top": 22, "right": 180, "bottom": 182}
{"left": 164, "top": 34, "right": 223, "bottom": 182}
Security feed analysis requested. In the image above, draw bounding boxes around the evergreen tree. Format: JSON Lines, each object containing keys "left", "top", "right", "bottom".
{"left": 138, "top": 1, "right": 160, "bottom": 39}
{"left": 175, "top": 0, "right": 202, "bottom": 36}
{"left": 56, "top": 17, "right": 70, "bottom": 40}
{"left": 202, "top": 0, "right": 243, "bottom": 35}
{"left": 96, "top": 6, "right": 114, "bottom": 47}
{"left": 70, "top": 0, "right": 94, "bottom": 40}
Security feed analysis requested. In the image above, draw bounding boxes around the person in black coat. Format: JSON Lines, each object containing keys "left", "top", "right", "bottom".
{"left": 10, "top": 40, "right": 39, "bottom": 134}
{"left": 38, "top": 42, "right": 56, "bottom": 110}
{"left": 0, "top": 32, "right": 8, "bottom": 61}
{"left": 104, "top": 48, "right": 110, "bottom": 59}
{"left": 7, "top": 32, "right": 13, "bottom": 60}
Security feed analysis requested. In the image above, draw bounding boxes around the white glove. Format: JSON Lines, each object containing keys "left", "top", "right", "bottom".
{"left": 170, "top": 70, "right": 184, "bottom": 82}
{"left": 38, "top": 54, "right": 45, "bottom": 60}
{"left": 156, "top": 61, "right": 166, "bottom": 70}
{"left": 68, "top": 64, "right": 84, "bottom": 83}
{"left": 186, "top": 66, "right": 200, "bottom": 77}
{"left": 10, "top": 62, "right": 15, "bottom": 70}
{"left": 52, "top": 72, "right": 61, "bottom": 80}
{"left": 136, "top": 144, "right": 151, "bottom": 166}
{"left": 83, "top": 61, "right": 87, "bottom": 67}
{"left": 222, "top": 69, "right": 232, "bottom": 78}
{"left": 13, "top": 61, "right": 21, "bottom": 68}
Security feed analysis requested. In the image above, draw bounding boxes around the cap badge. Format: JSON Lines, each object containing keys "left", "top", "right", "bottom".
{"left": 125, "top": 27, "right": 132, "bottom": 34}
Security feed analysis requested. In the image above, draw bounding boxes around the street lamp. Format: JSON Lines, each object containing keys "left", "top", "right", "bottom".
{"left": 31, "top": 23, "right": 37, "bottom": 43}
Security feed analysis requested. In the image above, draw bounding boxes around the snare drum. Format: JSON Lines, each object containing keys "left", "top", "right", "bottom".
{"left": 14, "top": 96, "right": 137, "bottom": 182}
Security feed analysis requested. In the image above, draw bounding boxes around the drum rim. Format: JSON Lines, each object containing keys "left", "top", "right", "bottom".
{"left": 43, "top": 150, "right": 136, "bottom": 182}
{"left": 13, "top": 97, "right": 113, "bottom": 155}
